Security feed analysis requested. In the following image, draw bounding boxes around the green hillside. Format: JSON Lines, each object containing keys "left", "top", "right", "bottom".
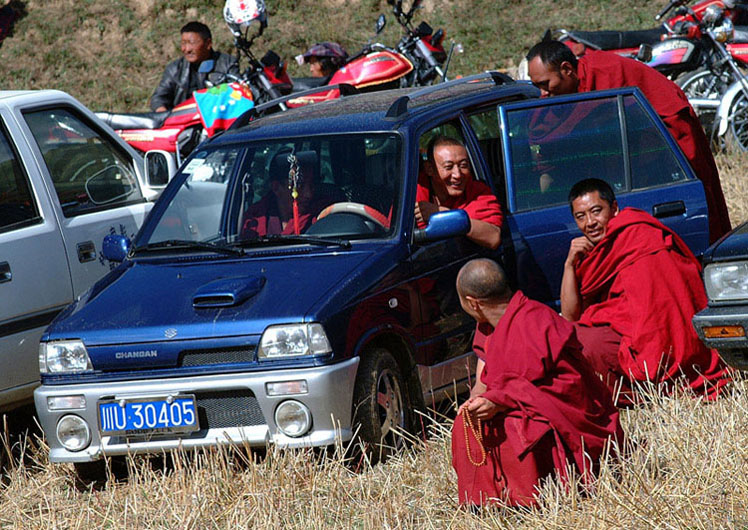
{"left": 1, "top": 0, "right": 659, "bottom": 111}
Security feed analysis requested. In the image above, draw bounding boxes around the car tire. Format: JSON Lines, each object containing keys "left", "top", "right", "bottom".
{"left": 73, "top": 457, "right": 127, "bottom": 491}
{"left": 350, "top": 348, "right": 411, "bottom": 465}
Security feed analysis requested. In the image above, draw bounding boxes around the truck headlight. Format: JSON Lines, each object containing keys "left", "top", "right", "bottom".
{"left": 258, "top": 323, "right": 331, "bottom": 359}
{"left": 704, "top": 261, "right": 748, "bottom": 302}
{"left": 39, "top": 340, "right": 93, "bottom": 374}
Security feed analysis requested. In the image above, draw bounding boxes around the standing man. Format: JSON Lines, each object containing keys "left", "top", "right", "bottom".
{"left": 150, "top": 21, "right": 238, "bottom": 112}
{"left": 526, "top": 39, "right": 731, "bottom": 243}
{"left": 452, "top": 258, "right": 623, "bottom": 507}
{"left": 561, "top": 178, "right": 729, "bottom": 404}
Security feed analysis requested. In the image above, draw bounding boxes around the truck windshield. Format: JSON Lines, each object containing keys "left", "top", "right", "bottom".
{"left": 145, "top": 134, "right": 402, "bottom": 247}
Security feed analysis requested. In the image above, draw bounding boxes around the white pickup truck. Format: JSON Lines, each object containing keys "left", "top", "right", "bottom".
{"left": 0, "top": 90, "right": 163, "bottom": 411}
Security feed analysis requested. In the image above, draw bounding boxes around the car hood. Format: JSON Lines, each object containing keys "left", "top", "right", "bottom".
{"left": 47, "top": 249, "right": 375, "bottom": 346}
{"left": 705, "top": 221, "right": 748, "bottom": 263}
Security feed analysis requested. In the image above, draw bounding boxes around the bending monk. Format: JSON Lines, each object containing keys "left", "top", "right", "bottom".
{"left": 415, "top": 136, "right": 503, "bottom": 249}
{"left": 561, "top": 178, "right": 730, "bottom": 405}
{"left": 452, "top": 258, "right": 623, "bottom": 507}
{"left": 526, "top": 39, "right": 731, "bottom": 243}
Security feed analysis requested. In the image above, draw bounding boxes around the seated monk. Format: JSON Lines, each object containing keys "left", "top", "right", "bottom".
{"left": 241, "top": 151, "right": 331, "bottom": 238}
{"left": 415, "top": 136, "right": 503, "bottom": 249}
{"left": 561, "top": 178, "right": 730, "bottom": 405}
{"left": 452, "top": 258, "right": 623, "bottom": 507}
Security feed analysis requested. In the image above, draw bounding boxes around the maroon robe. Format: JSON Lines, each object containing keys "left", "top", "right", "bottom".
{"left": 577, "top": 50, "right": 731, "bottom": 242}
{"left": 452, "top": 291, "right": 623, "bottom": 506}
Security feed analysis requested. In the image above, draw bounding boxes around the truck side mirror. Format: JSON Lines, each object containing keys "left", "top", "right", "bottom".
{"left": 102, "top": 234, "right": 131, "bottom": 263}
{"left": 144, "top": 150, "right": 177, "bottom": 188}
{"left": 413, "top": 209, "right": 470, "bottom": 244}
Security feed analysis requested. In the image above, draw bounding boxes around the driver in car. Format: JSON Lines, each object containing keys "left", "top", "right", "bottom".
{"left": 415, "top": 136, "right": 503, "bottom": 249}
{"left": 241, "top": 151, "right": 332, "bottom": 238}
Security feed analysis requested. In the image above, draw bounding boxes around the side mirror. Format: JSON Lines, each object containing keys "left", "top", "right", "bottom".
{"left": 144, "top": 150, "right": 177, "bottom": 188}
{"left": 198, "top": 59, "right": 215, "bottom": 74}
{"left": 102, "top": 234, "right": 131, "bottom": 263}
{"left": 413, "top": 209, "right": 470, "bottom": 244}
{"left": 376, "top": 13, "right": 387, "bottom": 34}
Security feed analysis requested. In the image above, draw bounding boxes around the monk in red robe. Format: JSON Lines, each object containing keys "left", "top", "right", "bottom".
{"left": 452, "top": 258, "right": 623, "bottom": 507}
{"left": 526, "top": 40, "right": 731, "bottom": 243}
{"left": 415, "top": 135, "right": 503, "bottom": 249}
{"left": 561, "top": 178, "right": 730, "bottom": 405}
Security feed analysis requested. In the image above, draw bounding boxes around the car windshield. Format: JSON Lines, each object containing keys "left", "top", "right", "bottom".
{"left": 144, "top": 134, "right": 402, "bottom": 248}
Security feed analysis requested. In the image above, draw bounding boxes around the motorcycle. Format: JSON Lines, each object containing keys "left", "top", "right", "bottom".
{"left": 285, "top": 0, "right": 454, "bottom": 107}
{"left": 96, "top": 1, "right": 291, "bottom": 165}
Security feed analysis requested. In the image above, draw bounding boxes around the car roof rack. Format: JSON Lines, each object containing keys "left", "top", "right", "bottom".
{"left": 385, "top": 71, "right": 514, "bottom": 120}
{"left": 227, "top": 83, "right": 360, "bottom": 131}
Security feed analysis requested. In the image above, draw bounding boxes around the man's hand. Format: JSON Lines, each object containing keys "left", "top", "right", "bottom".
{"left": 414, "top": 200, "right": 441, "bottom": 226}
{"left": 155, "top": 106, "right": 168, "bottom": 113}
{"left": 458, "top": 396, "right": 504, "bottom": 421}
{"left": 565, "top": 236, "right": 594, "bottom": 268}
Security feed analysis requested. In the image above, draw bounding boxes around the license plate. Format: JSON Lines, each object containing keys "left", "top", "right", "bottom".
{"left": 98, "top": 395, "right": 199, "bottom": 436}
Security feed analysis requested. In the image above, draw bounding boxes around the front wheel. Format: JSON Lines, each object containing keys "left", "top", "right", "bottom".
{"left": 677, "top": 68, "right": 730, "bottom": 133}
{"left": 351, "top": 348, "right": 411, "bottom": 465}
{"left": 726, "top": 91, "right": 748, "bottom": 152}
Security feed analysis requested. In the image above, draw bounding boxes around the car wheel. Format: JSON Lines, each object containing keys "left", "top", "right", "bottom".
{"left": 73, "top": 457, "right": 127, "bottom": 491}
{"left": 351, "top": 348, "right": 411, "bottom": 465}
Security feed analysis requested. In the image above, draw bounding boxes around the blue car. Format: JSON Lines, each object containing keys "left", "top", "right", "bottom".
{"left": 33, "top": 73, "right": 711, "bottom": 480}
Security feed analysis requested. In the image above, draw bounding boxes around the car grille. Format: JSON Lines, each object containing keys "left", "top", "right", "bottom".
{"left": 195, "top": 389, "right": 265, "bottom": 428}
{"left": 180, "top": 346, "right": 256, "bottom": 367}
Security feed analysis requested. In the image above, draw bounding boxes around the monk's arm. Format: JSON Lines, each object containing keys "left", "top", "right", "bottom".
{"left": 560, "top": 237, "right": 592, "bottom": 321}
{"left": 467, "top": 219, "right": 501, "bottom": 250}
{"left": 470, "top": 359, "right": 487, "bottom": 398}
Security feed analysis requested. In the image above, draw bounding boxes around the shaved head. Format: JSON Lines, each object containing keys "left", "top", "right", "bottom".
{"left": 457, "top": 259, "right": 512, "bottom": 302}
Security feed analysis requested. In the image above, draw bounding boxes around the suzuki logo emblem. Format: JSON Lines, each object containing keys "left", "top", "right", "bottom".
{"left": 164, "top": 328, "right": 177, "bottom": 339}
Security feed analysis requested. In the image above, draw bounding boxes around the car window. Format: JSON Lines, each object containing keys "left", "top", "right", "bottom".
{"left": 0, "top": 122, "right": 40, "bottom": 233}
{"left": 506, "top": 98, "right": 626, "bottom": 211}
{"left": 467, "top": 108, "right": 505, "bottom": 204}
{"left": 23, "top": 107, "right": 143, "bottom": 217}
{"left": 624, "top": 96, "right": 689, "bottom": 189}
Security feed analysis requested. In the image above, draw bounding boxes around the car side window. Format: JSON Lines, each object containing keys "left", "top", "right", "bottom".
{"left": 467, "top": 108, "right": 505, "bottom": 206}
{"left": 23, "top": 107, "right": 143, "bottom": 217}
{"left": 506, "top": 98, "right": 626, "bottom": 211}
{"left": 624, "top": 95, "right": 689, "bottom": 189}
{"left": 0, "top": 122, "right": 40, "bottom": 233}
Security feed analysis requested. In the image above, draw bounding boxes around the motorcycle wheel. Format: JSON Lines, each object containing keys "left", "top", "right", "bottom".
{"left": 726, "top": 91, "right": 748, "bottom": 152}
{"left": 677, "top": 68, "right": 731, "bottom": 133}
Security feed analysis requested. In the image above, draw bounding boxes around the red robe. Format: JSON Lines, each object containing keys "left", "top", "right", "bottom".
{"left": 575, "top": 208, "right": 730, "bottom": 398}
{"left": 578, "top": 50, "right": 731, "bottom": 242}
{"left": 415, "top": 174, "right": 503, "bottom": 229}
{"left": 452, "top": 291, "right": 623, "bottom": 506}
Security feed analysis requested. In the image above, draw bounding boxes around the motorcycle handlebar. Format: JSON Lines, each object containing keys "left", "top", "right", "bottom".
{"left": 655, "top": 0, "right": 680, "bottom": 21}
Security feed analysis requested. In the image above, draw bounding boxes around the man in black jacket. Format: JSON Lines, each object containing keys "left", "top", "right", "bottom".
{"left": 150, "top": 21, "right": 238, "bottom": 112}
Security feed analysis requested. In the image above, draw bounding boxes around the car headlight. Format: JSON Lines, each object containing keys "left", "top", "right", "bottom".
{"left": 258, "top": 323, "right": 331, "bottom": 359}
{"left": 704, "top": 261, "right": 748, "bottom": 302}
{"left": 39, "top": 340, "right": 93, "bottom": 374}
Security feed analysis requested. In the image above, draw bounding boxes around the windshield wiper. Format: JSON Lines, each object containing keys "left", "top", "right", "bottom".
{"left": 233, "top": 234, "right": 351, "bottom": 250}
{"left": 131, "top": 239, "right": 245, "bottom": 256}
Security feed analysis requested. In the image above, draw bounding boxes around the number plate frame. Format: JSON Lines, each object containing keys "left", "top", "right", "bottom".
{"left": 98, "top": 395, "right": 199, "bottom": 436}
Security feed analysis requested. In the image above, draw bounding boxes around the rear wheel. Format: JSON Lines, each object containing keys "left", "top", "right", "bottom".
{"left": 351, "top": 348, "right": 411, "bottom": 465}
{"left": 726, "top": 91, "right": 748, "bottom": 152}
{"left": 677, "top": 68, "right": 729, "bottom": 133}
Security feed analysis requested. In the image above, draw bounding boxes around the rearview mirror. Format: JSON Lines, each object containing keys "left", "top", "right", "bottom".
{"left": 413, "top": 209, "right": 470, "bottom": 244}
{"left": 198, "top": 59, "right": 215, "bottom": 74}
{"left": 144, "top": 150, "right": 177, "bottom": 188}
{"left": 376, "top": 14, "right": 387, "bottom": 34}
{"left": 102, "top": 234, "right": 131, "bottom": 263}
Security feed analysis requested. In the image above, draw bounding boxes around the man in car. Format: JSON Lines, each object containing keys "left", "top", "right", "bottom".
{"left": 452, "top": 258, "right": 623, "bottom": 507}
{"left": 415, "top": 136, "right": 503, "bottom": 249}
{"left": 526, "top": 39, "right": 731, "bottom": 243}
{"left": 150, "top": 21, "right": 238, "bottom": 112}
{"left": 560, "top": 178, "right": 730, "bottom": 405}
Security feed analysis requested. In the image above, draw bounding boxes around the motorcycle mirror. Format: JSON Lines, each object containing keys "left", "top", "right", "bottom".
{"left": 376, "top": 14, "right": 387, "bottom": 34}
{"left": 408, "top": 0, "right": 422, "bottom": 16}
{"left": 636, "top": 43, "right": 653, "bottom": 63}
{"left": 198, "top": 59, "right": 215, "bottom": 74}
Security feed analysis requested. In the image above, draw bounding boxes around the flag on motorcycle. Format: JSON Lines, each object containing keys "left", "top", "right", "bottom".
{"left": 193, "top": 82, "right": 255, "bottom": 137}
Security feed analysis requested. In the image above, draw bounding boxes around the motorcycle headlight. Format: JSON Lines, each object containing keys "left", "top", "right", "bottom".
{"left": 713, "top": 18, "right": 734, "bottom": 43}
{"left": 704, "top": 261, "right": 748, "bottom": 302}
{"left": 39, "top": 340, "right": 93, "bottom": 374}
{"left": 258, "top": 323, "right": 332, "bottom": 359}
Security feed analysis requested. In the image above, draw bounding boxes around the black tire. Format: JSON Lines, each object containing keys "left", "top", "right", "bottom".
{"left": 73, "top": 457, "right": 128, "bottom": 491}
{"left": 351, "top": 348, "right": 411, "bottom": 465}
{"left": 677, "top": 68, "right": 728, "bottom": 134}
{"left": 726, "top": 91, "right": 748, "bottom": 152}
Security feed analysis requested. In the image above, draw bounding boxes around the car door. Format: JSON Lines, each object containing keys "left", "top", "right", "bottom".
{"left": 495, "top": 88, "right": 710, "bottom": 308}
{"left": 0, "top": 112, "right": 73, "bottom": 405}
{"left": 15, "top": 104, "right": 152, "bottom": 295}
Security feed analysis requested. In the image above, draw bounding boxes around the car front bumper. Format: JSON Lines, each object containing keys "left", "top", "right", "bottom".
{"left": 34, "top": 357, "right": 359, "bottom": 463}
{"left": 693, "top": 304, "right": 748, "bottom": 370}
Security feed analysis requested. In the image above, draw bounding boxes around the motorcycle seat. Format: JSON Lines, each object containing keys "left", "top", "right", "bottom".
{"left": 291, "top": 77, "right": 330, "bottom": 92}
{"left": 95, "top": 111, "right": 169, "bottom": 131}
{"left": 569, "top": 27, "right": 667, "bottom": 50}
{"left": 732, "top": 26, "right": 748, "bottom": 44}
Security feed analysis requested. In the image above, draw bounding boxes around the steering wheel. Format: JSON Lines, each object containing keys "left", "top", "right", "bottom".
{"left": 316, "top": 202, "right": 389, "bottom": 228}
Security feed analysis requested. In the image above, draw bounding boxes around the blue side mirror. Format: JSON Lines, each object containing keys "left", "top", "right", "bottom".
{"left": 198, "top": 59, "right": 215, "bottom": 74}
{"left": 102, "top": 234, "right": 131, "bottom": 262}
{"left": 413, "top": 209, "right": 470, "bottom": 244}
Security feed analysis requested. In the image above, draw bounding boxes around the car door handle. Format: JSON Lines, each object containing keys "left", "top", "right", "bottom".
{"left": 0, "top": 262, "right": 11, "bottom": 283}
{"left": 77, "top": 241, "right": 97, "bottom": 263}
{"left": 652, "top": 201, "right": 685, "bottom": 218}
